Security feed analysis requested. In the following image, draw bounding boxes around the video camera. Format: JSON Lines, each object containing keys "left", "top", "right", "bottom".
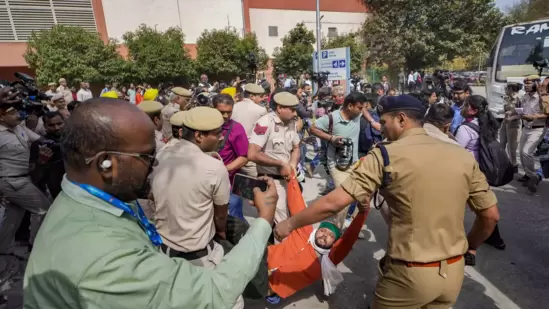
{"left": 0, "top": 72, "right": 49, "bottom": 119}
{"left": 311, "top": 71, "right": 331, "bottom": 89}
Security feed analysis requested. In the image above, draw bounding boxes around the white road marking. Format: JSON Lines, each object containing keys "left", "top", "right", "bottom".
{"left": 363, "top": 224, "right": 377, "bottom": 242}
{"left": 373, "top": 249, "right": 386, "bottom": 260}
{"left": 464, "top": 266, "right": 522, "bottom": 309}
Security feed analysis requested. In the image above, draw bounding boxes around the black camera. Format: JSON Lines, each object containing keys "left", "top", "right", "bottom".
{"left": 337, "top": 137, "right": 353, "bottom": 158}
{"left": 533, "top": 59, "right": 548, "bottom": 76}
{"left": 0, "top": 72, "right": 48, "bottom": 118}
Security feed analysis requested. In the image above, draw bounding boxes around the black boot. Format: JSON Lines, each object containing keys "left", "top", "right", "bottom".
{"left": 485, "top": 224, "right": 506, "bottom": 250}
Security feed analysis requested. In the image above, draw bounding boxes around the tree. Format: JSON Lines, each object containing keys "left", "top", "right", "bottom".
{"left": 272, "top": 23, "right": 316, "bottom": 78}
{"left": 123, "top": 24, "right": 194, "bottom": 85}
{"left": 24, "top": 25, "right": 128, "bottom": 86}
{"left": 322, "top": 32, "right": 366, "bottom": 74}
{"left": 506, "top": 0, "right": 549, "bottom": 23}
{"left": 195, "top": 28, "right": 269, "bottom": 82}
{"left": 361, "top": 0, "right": 508, "bottom": 71}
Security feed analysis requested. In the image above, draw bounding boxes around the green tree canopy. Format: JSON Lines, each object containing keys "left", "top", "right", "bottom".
{"left": 361, "top": 0, "right": 508, "bottom": 71}
{"left": 195, "top": 28, "right": 268, "bottom": 82}
{"left": 272, "top": 23, "right": 316, "bottom": 78}
{"left": 506, "top": 0, "right": 549, "bottom": 23}
{"left": 123, "top": 24, "right": 194, "bottom": 85}
{"left": 24, "top": 25, "right": 128, "bottom": 86}
{"left": 322, "top": 32, "right": 366, "bottom": 74}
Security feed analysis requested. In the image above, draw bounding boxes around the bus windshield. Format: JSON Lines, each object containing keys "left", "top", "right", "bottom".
{"left": 495, "top": 21, "right": 549, "bottom": 82}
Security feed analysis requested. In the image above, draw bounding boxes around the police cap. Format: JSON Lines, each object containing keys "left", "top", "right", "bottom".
{"left": 170, "top": 111, "right": 187, "bottom": 127}
{"left": 137, "top": 100, "right": 163, "bottom": 114}
{"left": 273, "top": 92, "right": 299, "bottom": 107}
{"left": 171, "top": 87, "right": 192, "bottom": 97}
{"left": 51, "top": 93, "right": 65, "bottom": 101}
{"left": 182, "top": 106, "right": 224, "bottom": 131}
{"left": 525, "top": 74, "right": 541, "bottom": 81}
{"left": 376, "top": 94, "right": 426, "bottom": 115}
{"left": 244, "top": 83, "right": 265, "bottom": 94}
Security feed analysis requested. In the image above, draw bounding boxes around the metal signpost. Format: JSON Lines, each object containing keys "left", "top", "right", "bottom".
{"left": 313, "top": 47, "right": 352, "bottom": 93}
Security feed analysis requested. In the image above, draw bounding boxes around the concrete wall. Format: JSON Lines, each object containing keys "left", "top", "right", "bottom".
{"left": 249, "top": 8, "right": 366, "bottom": 56}
{"left": 101, "top": 0, "right": 244, "bottom": 43}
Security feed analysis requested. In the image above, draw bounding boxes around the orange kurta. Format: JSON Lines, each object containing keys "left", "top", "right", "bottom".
{"left": 267, "top": 178, "right": 369, "bottom": 299}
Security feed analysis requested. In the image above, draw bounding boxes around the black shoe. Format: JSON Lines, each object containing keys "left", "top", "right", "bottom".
{"left": 513, "top": 165, "right": 519, "bottom": 174}
{"left": 485, "top": 237, "right": 506, "bottom": 250}
{"left": 517, "top": 175, "right": 529, "bottom": 183}
{"left": 528, "top": 175, "right": 541, "bottom": 193}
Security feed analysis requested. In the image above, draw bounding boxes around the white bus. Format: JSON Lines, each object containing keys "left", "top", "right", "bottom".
{"left": 486, "top": 19, "right": 549, "bottom": 118}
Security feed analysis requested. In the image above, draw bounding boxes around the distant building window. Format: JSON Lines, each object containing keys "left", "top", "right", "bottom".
{"left": 268, "top": 26, "right": 278, "bottom": 37}
{"left": 328, "top": 27, "right": 338, "bottom": 38}
{"left": 0, "top": 0, "right": 96, "bottom": 42}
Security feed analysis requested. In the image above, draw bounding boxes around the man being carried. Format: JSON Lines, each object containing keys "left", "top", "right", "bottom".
{"left": 265, "top": 176, "right": 368, "bottom": 304}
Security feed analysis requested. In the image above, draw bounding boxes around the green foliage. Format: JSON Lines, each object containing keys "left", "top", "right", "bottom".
{"left": 272, "top": 23, "right": 316, "bottom": 78}
{"left": 506, "top": 0, "right": 549, "bottom": 23}
{"left": 123, "top": 24, "right": 194, "bottom": 85}
{"left": 24, "top": 25, "right": 127, "bottom": 86}
{"left": 322, "top": 32, "right": 366, "bottom": 74}
{"left": 195, "top": 28, "right": 269, "bottom": 82}
{"left": 361, "top": 0, "right": 508, "bottom": 71}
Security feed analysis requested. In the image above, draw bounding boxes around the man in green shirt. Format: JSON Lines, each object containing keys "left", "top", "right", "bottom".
{"left": 24, "top": 98, "right": 278, "bottom": 309}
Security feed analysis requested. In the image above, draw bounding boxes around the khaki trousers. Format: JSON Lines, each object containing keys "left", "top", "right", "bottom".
{"left": 499, "top": 120, "right": 521, "bottom": 166}
{"left": 329, "top": 167, "right": 353, "bottom": 229}
{"left": 239, "top": 162, "right": 258, "bottom": 178}
{"left": 372, "top": 256, "right": 465, "bottom": 309}
{"left": 273, "top": 179, "right": 288, "bottom": 225}
{"left": 519, "top": 126, "right": 547, "bottom": 177}
{"left": 188, "top": 241, "right": 245, "bottom": 309}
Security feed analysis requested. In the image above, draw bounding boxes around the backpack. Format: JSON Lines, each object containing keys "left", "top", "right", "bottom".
{"left": 359, "top": 116, "right": 382, "bottom": 154}
{"left": 459, "top": 122, "right": 514, "bottom": 187}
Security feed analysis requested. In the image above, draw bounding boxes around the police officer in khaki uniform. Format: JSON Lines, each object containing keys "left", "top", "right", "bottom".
{"left": 138, "top": 100, "right": 165, "bottom": 151}
{"left": 275, "top": 95, "right": 501, "bottom": 309}
{"left": 0, "top": 93, "right": 51, "bottom": 265}
{"left": 156, "top": 111, "right": 186, "bottom": 157}
{"left": 151, "top": 107, "right": 243, "bottom": 309}
{"left": 248, "top": 92, "right": 300, "bottom": 225}
{"left": 161, "top": 87, "right": 192, "bottom": 141}
{"left": 232, "top": 83, "right": 268, "bottom": 177}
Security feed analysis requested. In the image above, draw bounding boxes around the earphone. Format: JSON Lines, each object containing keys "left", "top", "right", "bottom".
{"left": 101, "top": 160, "right": 112, "bottom": 169}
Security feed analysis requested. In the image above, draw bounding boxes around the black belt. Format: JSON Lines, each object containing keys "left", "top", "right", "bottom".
{"left": 0, "top": 174, "right": 28, "bottom": 179}
{"left": 258, "top": 174, "right": 284, "bottom": 180}
{"left": 531, "top": 126, "right": 546, "bottom": 129}
{"left": 161, "top": 239, "right": 215, "bottom": 261}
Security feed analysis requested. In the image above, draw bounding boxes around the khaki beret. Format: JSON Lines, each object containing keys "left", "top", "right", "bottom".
{"left": 138, "top": 100, "right": 163, "bottom": 114}
{"left": 273, "top": 92, "right": 299, "bottom": 107}
{"left": 525, "top": 74, "right": 541, "bottom": 81}
{"left": 170, "top": 111, "right": 187, "bottom": 126}
{"left": 51, "top": 93, "right": 64, "bottom": 101}
{"left": 244, "top": 83, "right": 265, "bottom": 94}
{"left": 172, "top": 87, "right": 192, "bottom": 97}
{"left": 182, "top": 106, "right": 224, "bottom": 131}
{"left": 48, "top": 82, "right": 56, "bottom": 87}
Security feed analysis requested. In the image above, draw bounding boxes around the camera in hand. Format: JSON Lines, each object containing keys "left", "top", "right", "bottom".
{"left": 334, "top": 137, "right": 354, "bottom": 170}
{"left": 0, "top": 72, "right": 49, "bottom": 119}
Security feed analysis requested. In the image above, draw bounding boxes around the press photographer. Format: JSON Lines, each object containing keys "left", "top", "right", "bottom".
{"left": 0, "top": 86, "right": 51, "bottom": 261}
{"left": 29, "top": 111, "right": 65, "bottom": 199}
{"left": 310, "top": 92, "right": 366, "bottom": 229}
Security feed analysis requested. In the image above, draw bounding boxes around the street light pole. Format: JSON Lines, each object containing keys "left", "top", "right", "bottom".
{"left": 315, "top": 0, "right": 322, "bottom": 75}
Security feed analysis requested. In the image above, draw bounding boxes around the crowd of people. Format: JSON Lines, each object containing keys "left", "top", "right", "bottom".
{"left": 0, "top": 68, "right": 548, "bottom": 309}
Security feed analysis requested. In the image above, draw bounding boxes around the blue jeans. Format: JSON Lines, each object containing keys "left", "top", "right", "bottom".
{"left": 228, "top": 194, "right": 245, "bottom": 221}
{"left": 300, "top": 143, "right": 307, "bottom": 166}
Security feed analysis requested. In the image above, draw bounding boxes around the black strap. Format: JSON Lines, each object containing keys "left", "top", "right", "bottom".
{"left": 459, "top": 121, "right": 480, "bottom": 134}
{"left": 217, "top": 121, "right": 235, "bottom": 151}
{"left": 376, "top": 143, "right": 391, "bottom": 188}
{"left": 328, "top": 113, "right": 334, "bottom": 135}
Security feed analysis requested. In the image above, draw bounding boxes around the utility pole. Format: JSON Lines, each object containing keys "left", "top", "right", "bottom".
{"left": 315, "top": 0, "right": 322, "bottom": 75}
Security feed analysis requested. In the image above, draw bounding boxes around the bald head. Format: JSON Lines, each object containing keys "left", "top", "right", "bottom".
{"left": 61, "top": 98, "right": 155, "bottom": 171}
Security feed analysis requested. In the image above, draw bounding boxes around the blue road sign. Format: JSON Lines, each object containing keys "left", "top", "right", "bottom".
{"left": 322, "top": 51, "right": 329, "bottom": 59}
{"left": 339, "top": 60, "right": 346, "bottom": 68}
{"left": 332, "top": 60, "right": 339, "bottom": 68}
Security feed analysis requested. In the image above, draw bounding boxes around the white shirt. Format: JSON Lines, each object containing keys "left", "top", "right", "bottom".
{"left": 231, "top": 98, "right": 268, "bottom": 137}
{"left": 76, "top": 88, "right": 93, "bottom": 102}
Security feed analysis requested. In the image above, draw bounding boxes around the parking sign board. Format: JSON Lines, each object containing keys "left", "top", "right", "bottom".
{"left": 313, "top": 47, "right": 350, "bottom": 82}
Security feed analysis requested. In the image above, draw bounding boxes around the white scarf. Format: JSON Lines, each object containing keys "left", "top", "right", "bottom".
{"left": 309, "top": 228, "right": 344, "bottom": 296}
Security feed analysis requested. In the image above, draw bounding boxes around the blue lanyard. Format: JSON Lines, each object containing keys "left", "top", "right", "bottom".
{"left": 75, "top": 182, "right": 162, "bottom": 246}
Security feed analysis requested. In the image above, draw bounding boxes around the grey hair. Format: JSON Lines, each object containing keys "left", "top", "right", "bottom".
{"left": 61, "top": 98, "right": 124, "bottom": 171}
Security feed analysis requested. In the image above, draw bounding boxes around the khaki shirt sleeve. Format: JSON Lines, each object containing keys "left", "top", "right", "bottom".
{"left": 467, "top": 161, "right": 498, "bottom": 212}
{"left": 340, "top": 149, "right": 384, "bottom": 205}
{"left": 541, "top": 95, "right": 549, "bottom": 115}
{"left": 211, "top": 161, "right": 231, "bottom": 206}
{"left": 249, "top": 117, "right": 270, "bottom": 148}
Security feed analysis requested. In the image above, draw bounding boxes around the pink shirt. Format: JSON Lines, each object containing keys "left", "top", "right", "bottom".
{"left": 218, "top": 119, "right": 249, "bottom": 184}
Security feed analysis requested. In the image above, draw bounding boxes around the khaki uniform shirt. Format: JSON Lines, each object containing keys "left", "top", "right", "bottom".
{"left": 522, "top": 92, "right": 545, "bottom": 128}
{"left": 541, "top": 94, "right": 549, "bottom": 115}
{"left": 423, "top": 123, "right": 459, "bottom": 146}
{"left": 341, "top": 128, "right": 497, "bottom": 263}
{"left": 152, "top": 139, "right": 230, "bottom": 252}
{"left": 0, "top": 124, "right": 40, "bottom": 176}
{"left": 24, "top": 177, "right": 272, "bottom": 309}
{"left": 249, "top": 112, "right": 300, "bottom": 175}
{"left": 155, "top": 130, "right": 165, "bottom": 152}
{"left": 160, "top": 103, "right": 180, "bottom": 140}
{"left": 232, "top": 98, "right": 268, "bottom": 137}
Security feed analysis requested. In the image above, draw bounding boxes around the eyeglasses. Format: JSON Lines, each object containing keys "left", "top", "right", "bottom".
{"left": 85, "top": 150, "right": 156, "bottom": 166}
